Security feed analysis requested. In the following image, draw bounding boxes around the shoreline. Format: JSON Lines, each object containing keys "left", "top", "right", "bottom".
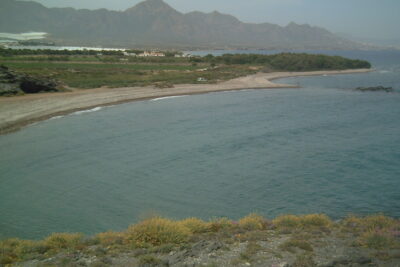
{"left": 0, "top": 68, "right": 372, "bottom": 135}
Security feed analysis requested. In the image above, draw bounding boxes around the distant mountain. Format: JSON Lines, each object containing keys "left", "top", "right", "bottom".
{"left": 336, "top": 32, "right": 400, "bottom": 50}
{"left": 0, "top": 0, "right": 368, "bottom": 49}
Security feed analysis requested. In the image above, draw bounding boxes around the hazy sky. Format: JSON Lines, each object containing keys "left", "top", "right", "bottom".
{"left": 25, "top": 0, "right": 400, "bottom": 40}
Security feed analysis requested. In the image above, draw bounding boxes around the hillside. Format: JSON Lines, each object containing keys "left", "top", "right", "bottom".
{"left": 1, "top": 214, "right": 399, "bottom": 266}
{"left": 0, "top": 0, "right": 366, "bottom": 49}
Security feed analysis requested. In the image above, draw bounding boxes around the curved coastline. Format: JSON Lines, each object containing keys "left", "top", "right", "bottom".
{"left": 0, "top": 68, "right": 372, "bottom": 135}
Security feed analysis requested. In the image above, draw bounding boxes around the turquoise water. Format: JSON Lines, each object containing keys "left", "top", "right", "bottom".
{"left": 1, "top": 51, "right": 400, "bottom": 239}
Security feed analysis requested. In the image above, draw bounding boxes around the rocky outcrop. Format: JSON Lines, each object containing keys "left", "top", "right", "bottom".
{"left": 0, "top": 65, "right": 59, "bottom": 96}
{"left": 355, "top": 86, "right": 394, "bottom": 92}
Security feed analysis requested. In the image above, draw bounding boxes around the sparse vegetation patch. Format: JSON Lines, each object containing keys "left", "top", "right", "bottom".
{"left": 0, "top": 214, "right": 398, "bottom": 266}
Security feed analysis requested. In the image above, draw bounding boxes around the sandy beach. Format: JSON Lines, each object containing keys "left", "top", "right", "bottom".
{"left": 0, "top": 68, "right": 371, "bottom": 135}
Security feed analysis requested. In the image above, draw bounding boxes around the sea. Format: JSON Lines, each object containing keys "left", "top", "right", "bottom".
{"left": 0, "top": 50, "right": 399, "bottom": 240}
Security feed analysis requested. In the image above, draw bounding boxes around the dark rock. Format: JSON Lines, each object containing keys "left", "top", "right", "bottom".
{"left": 20, "top": 77, "right": 58, "bottom": 94}
{"left": 353, "top": 256, "right": 373, "bottom": 264}
{"left": 355, "top": 86, "right": 394, "bottom": 92}
{"left": 0, "top": 65, "right": 59, "bottom": 96}
{"left": 191, "top": 240, "right": 223, "bottom": 254}
{"left": 319, "top": 256, "right": 373, "bottom": 267}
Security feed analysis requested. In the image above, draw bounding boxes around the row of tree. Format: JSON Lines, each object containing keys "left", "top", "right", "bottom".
{"left": 0, "top": 48, "right": 371, "bottom": 71}
{"left": 195, "top": 53, "right": 371, "bottom": 71}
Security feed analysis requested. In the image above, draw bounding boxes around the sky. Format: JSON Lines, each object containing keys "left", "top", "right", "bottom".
{"left": 24, "top": 0, "right": 400, "bottom": 40}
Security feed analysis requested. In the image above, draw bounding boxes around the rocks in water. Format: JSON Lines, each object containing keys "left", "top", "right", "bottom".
{"left": 0, "top": 65, "right": 59, "bottom": 96}
{"left": 355, "top": 86, "right": 394, "bottom": 92}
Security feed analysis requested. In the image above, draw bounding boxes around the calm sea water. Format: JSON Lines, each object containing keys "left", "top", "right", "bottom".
{"left": 1, "top": 50, "right": 400, "bottom": 240}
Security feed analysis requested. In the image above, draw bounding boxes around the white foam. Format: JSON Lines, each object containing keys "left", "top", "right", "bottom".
{"left": 379, "top": 70, "right": 390, "bottom": 74}
{"left": 48, "top": 115, "right": 64, "bottom": 121}
{"left": 72, "top": 107, "right": 103, "bottom": 115}
{"left": 150, "top": 95, "right": 187, "bottom": 101}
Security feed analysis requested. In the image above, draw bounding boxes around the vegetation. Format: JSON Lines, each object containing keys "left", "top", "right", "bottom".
{"left": 341, "top": 214, "right": 400, "bottom": 250}
{"left": 0, "top": 49, "right": 371, "bottom": 91}
{"left": 198, "top": 53, "right": 372, "bottom": 71}
{"left": 179, "top": 218, "right": 210, "bottom": 234}
{"left": 272, "top": 213, "right": 332, "bottom": 233}
{"left": 0, "top": 214, "right": 398, "bottom": 266}
{"left": 233, "top": 241, "right": 264, "bottom": 264}
{"left": 237, "top": 213, "right": 266, "bottom": 231}
{"left": 126, "top": 217, "right": 191, "bottom": 247}
{"left": 0, "top": 60, "right": 256, "bottom": 89}
{"left": 279, "top": 237, "right": 314, "bottom": 253}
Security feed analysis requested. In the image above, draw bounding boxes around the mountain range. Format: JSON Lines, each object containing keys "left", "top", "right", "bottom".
{"left": 0, "top": 0, "right": 368, "bottom": 49}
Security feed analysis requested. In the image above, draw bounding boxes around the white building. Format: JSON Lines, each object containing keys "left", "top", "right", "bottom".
{"left": 138, "top": 51, "right": 165, "bottom": 57}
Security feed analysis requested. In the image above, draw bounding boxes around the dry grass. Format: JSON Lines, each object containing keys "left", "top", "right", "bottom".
{"left": 238, "top": 213, "right": 266, "bottom": 231}
{"left": 208, "top": 218, "right": 234, "bottom": 232}
{"left": 341, "top": 214, "right": 400, "bottom": 250}
{"left": 95, "top": 231, "right": 125, "bottom": 247}
{"left": 0, "top": 238, "right": 45, "bottom": 265}
{"left": 343, "top": 214, "right": 398, "bottom": 232}
{"left": 359, "top": 230, "right": 397, "bottom": 249}
{"left": 273, "top": 214, "right": 332, "bottom": 232}
{"left": 126, "top": 217, "right": 191, "bottom": 247}
{"left": 279, "top": 237, "right": 314, "bottom": 253}
{"left": 239, "top": 241, "right": 263, "bottom": 262}
{"left": 301, "top": 214, "right": 331, "bottom": 228}
{"left": 179, "top": 217, "right": 210, "bottom": 234}
{"left": 292, "top": 253, "right": 316, "bottom": 267}
{"left": 1, "top": 213, "right": 398, "bottom": 265}
{"left": 273, "top": 215, "right": 301, "bottom": 229}
{"left": 44, "top": 233, "right": 84, "bottom": 250}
